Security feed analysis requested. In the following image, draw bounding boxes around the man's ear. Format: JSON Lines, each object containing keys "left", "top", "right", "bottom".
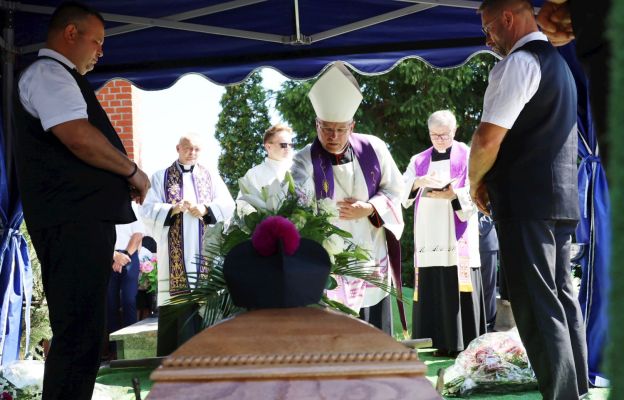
{"left": 63, "top": 23, "right": 79, "bottom": 43}
{"left": 502, "top": 10, "right": 514, "bottom": 29}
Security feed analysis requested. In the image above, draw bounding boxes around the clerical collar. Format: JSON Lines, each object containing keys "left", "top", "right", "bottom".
{"left": 177, "top": 162, "right": 195, "bottom": 173}
{"left": 431, "top": 145, "right": 452, "bottom": 162}
{"left": 329, "top": 144, "right": 354, "bottom": 165}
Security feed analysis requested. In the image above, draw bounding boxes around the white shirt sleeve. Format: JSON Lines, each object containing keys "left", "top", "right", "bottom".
{"left": 481, "top": 51, "right": 541, "bottom": 129}
{"left": 18, "top": 60, "right": 88, "bottom": 131}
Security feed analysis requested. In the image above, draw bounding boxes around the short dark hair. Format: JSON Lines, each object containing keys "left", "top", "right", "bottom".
{"left": 48, "top": 1, "right": 104, "bottom": 34}
{"left": 478, "top": 0, "right": 533, "bottom": 14}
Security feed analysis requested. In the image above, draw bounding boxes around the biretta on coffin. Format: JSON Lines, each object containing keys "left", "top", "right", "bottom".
{"left": 223, "top": 238, "right": 331, "bottom": 309}
{"left": 308, "top": 62, "right": 363, "bottom": 123}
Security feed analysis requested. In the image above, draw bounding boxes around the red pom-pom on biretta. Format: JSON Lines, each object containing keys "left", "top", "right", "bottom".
{"left": 251, "top": 216, "right": 300, "bottom": 256}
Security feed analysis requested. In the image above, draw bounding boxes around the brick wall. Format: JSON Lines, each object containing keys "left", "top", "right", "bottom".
{"left": 96, "top": 80, "right": 135, "bottom": 160}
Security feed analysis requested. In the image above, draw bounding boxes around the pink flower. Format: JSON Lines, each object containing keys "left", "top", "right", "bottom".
{"left": 252, "top": 216, "right": 300, "bottom": 256}
{"left": 140, "top": 261, "right": 154, "bottom": 273}
{"left": 2, "top": 392, "right": 13, "bottom": 400}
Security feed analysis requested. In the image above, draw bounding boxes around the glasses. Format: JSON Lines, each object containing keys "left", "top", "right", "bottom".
{"left": 481, "top": 15, "right": 500, "bottom": 36}
{"left": 275, "top": 142, "right": 294, "bottom": 149}
{"left": 317, "top": 123, "right": 352, "bottom": 136}
{"left": 430, "top": 133, "right": 451, "bottom": 141}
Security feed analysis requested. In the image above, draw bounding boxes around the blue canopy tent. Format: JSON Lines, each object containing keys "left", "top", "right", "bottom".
{"left": 0, "top": 0, "right": 608, "bottom": 383}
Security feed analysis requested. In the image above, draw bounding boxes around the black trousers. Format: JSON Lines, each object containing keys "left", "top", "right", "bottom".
{"left": 479, "top": 250, "right": 498, "bottom": 331}
{"left": 30, "top": 220, "right": 115, "bottom": 400}
{"left": 156, "top": 302, "right": 202, "bottom": 357}
{"left": 497, "top": 220, "right": 588, "bottom": 400}
{"left": 359, "top": 295, "right": 392, "bottom": 335}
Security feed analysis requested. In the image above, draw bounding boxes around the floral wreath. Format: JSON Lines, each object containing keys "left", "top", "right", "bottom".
{"left": 169, "top": 172, "right": 400, "bottom": 328}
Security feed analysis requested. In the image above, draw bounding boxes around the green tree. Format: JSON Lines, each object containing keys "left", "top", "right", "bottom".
{"left": 276, "top": 54, "right": 495, "bottom": 170}
{"left": 215, "top": 73, "right": 271, "bottom": 195}
{"left": 275, "top": 54, "right": 496, "bottom": 285}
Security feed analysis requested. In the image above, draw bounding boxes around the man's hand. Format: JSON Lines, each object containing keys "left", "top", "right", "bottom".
{"left": 171, "top": 200, "right": 190, "bottom": 216}
{"left": 112, "top": 251, "right": 131, "bottom": 273}
{"left": 128, "top": 167, "right": 151, "bottom": 204}
{"left": 536, "top": 1, "right": 574, "bottom": 47}
{"left": 470, "top": 182, "right": 490, "bottom": 215}
{"left": 337, "top": 198, "right": 374, "bottom": 220}
{"left": 188, "top": 203, "right": 208, "bottom": 219}
{"left": 413, "top": 172, "right": 444, "bottom": 191}
{"left": 112, "top": 261, "right": 123, "bottom": 273}
{"left": 425, "top": 185, "right": 456, "bottom": 200}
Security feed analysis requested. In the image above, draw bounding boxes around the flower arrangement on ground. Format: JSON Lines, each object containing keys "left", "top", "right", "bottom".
{"left": 170, "top": 172, "right": 400, "bottom": 327}
{"left": 442, "top": 329, "right": 537, "bottom": 396}
{"left": 138, "top": 255, "right": 158, "bottom": 294}
{"left": 0, "top": 360, "right": 44, "bottom": 400}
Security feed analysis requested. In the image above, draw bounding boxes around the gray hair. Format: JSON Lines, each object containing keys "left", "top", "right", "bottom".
{"left": 178, "top": 133, "right": 204, "bottom": 147}
{"left": 427, "top": 110, "right": 457, "bottom": 131}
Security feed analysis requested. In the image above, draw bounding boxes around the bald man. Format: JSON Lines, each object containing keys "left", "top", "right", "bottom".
{"left": 141, "top": 134, "right": 235, "bottom": 355}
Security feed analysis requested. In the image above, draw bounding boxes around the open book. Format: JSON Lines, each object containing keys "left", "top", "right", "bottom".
{"left": 421, "top": 178, "right": 457, "bottom": 195}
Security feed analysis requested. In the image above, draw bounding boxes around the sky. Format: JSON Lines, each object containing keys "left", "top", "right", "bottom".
{"left": 132, "top": 69, "right": 287, "bottom": 177}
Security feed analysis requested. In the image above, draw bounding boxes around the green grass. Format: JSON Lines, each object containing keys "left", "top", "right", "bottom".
{"left": 96, "top": 366, "right": 154, "bottom": 400}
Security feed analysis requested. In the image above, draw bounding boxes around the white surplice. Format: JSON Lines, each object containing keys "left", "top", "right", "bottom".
{"left": 402, "top": 154, "right": 480, "bottom": 269}
{"left": 291, "top": 134, "right": 404, "bottom": 313}
{"left": 140, "top": 163, "right": 235, "bottom": 306}
{"left": 236, "top": 157, "right": 293, "bottom": 215}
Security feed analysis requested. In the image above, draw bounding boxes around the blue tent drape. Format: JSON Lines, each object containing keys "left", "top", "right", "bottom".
{"left": 0, "top": 106, "right": 32, "bottom": 365}
{"left": 560, "top": 44, "right": 610, "bottom": 386}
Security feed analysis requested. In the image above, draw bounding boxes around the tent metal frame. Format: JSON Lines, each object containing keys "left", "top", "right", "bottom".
{"left": 0, "top": 0, "right": 492, "bottom": 172}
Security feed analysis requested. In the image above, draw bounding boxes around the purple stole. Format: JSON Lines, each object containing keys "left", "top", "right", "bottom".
{"left": 164, "top": 162, "right": 214, "bottom": 295}
{"left": 311, "top": 133, "right": 408, "bottom": 333}
{"left": 412, "top": 141, "right": 473, "bottom": 294}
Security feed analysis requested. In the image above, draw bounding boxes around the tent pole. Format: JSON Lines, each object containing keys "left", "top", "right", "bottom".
{"left": 2, "top": 8, "right": 14, "bottom": 180}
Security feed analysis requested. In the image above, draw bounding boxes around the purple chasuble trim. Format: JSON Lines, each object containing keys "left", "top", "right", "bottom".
{"left": 413, "top": 141, "right": 469, "bottom": 240}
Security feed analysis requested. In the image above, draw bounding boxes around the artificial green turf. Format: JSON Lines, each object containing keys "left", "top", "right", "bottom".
{"left": 96, "top": 366, "right": 154, "bottom": 400}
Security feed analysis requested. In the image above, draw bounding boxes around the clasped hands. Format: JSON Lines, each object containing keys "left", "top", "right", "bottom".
{"left": 171, "top": 200, "right": 208, "bottom": 219}
{"left": 337, "top": 197, "right": 374, "bottom": 220}
{"left": 112, "top": 251, "right": 131, "bottom": 273}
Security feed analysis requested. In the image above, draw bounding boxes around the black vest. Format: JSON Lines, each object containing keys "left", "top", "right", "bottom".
{"left": 484, "top": 40, "right": 579, "bottom": 222}
{"left": 13, "top": 56, "right": 135, "bottom": 229}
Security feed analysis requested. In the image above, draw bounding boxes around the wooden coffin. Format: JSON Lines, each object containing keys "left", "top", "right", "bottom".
{"left": 148, "top": 307, "right": 440, "bottom": 399}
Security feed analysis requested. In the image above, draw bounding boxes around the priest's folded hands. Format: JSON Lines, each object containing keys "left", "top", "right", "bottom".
{"left": 171, "top": 200, "right": 190, "bottom": 215}
{"left": 337, "top": 197, "right": 375, "bottom": 220}
{"left": 171, "top": 200, "right": 208, "bottom": 218}
{"left": 425, "top": 186, "right": 457, "bottom": 200}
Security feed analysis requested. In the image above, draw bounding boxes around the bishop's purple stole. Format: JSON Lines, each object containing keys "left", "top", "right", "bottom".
{"left": 311, "top": 133, "right": 408, "bottom": 333}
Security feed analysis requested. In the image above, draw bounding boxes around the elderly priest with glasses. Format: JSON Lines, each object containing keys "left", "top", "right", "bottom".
{"left": 291, "top": 62, "right": 406, "bottom": 336}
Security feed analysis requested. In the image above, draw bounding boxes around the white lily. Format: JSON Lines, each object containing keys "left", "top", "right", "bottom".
{"left": 238, "top": 177, "right": 288, "bottom": 213}
{"left": 323, "top": 234, "right": 345, "bottom": 256}
{"left": 318, "top": 197, "right": 339, "bottom": 217}
{"left": 238, "top": 177, "right": 268, "bottom": 211}
{"left": 265, "top": 178, "right": 287, "bottom": 212}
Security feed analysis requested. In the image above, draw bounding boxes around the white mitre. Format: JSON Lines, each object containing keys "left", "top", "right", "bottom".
{"left": 308, "top": 62, "right": 363, "bottom": 123}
